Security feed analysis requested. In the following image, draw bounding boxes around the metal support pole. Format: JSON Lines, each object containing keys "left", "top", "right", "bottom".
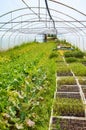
{"left": 82, "top": 36, "right": 84, "bottom": 51}
{"left": 78, "top": 36, "right": 80, "bottom": 48}
{"left": 11, "top": 12, "right": 13, "bottom": 29}
{"left": 38, "top": 0, "right": 40, "bottom": 20}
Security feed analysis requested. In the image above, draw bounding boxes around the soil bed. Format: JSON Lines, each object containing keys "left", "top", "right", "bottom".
{"left": 51, "top": 116, "right": 86, "bottom": 130}
{"left": 57, "top": 72, "right": 73, "bottom": 76}
{"left": 82, "top": 62, "right": 86, "bottom": 66}
{"left": 57, "top": 77, "right": 77, "bottom": 85}
{"left": 81, "top": 85, "right": 86, "bottom": 98}
{"left": 56, "top": 92, "right": 81, "bottom": 99}
{"left": 53, "top": 98, "right": 85, "bottom": 117}
{"left": 57, "top": 85, "right": 79, "bottom": 92}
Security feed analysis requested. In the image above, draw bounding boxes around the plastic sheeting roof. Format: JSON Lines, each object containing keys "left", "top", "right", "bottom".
{"left": 0, "top": 0, "right": 86, "bottom": 50}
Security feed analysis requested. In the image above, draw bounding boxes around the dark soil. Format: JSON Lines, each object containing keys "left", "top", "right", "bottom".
{"left": 82, "top": 62, "right": 86, "bottom": 66}
{"left": 51, "top": 117, "right": 86, "bottom": 130}
{"left": 81, "top": 86, "right": 86, "bottom": 98}
{"left": 57, "top": 72, "right": 73, "bottom": 76}
{"left": 56, "top": 92, "right": 81, "bottom": 99}
{"left": 57, "top": 85, "right": 79, "bottom": 92}
{"left": 53, "top": 109, "right": 85, "bottom": 117}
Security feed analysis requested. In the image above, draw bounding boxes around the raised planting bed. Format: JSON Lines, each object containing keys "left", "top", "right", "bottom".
{"left": 56, "top": 92, "right": 81, "bottom": 99}
{"left": 64, "top": 50, "right": 84, "bottom": 58}
{"left": 53, "top": 98, "right": 85, "bottom": 117}
{"left": 78, "top": 77, "right": 86, "bottom": 85}
{"left": 57, "top": 85, "right": 79, "bottom": 92}
{"left": 81, "top": 85, "right": 86, "bottom": 99}
{"left": 70, "top": 63, "right": 86, "bottom": 76}
{"left": 57, "top": 77, "right": 77, "bottom": 85}
{"left": 51, "top": 116, "right": 86, "bottom": 130}
{"left": 65, "top": 57, "right": 78, "bottom": 63}
{"left": 82, "top": 61, "right": 86, "bottom": 66}
{"left": 79, "top": 58, "right": 86, "bottom": 66}
{"left": 49, "top": 52, "right": 58, "bottom": 59}
{"left": 57, "top": 66, "right": 73, "bottom": 76}
{"left": 57, "top": 62, "right": 67, "bottom": 68}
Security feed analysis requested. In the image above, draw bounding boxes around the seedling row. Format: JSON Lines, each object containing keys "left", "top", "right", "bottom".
{"left": 49, "top": 41, "right": 86, "bottom": 130}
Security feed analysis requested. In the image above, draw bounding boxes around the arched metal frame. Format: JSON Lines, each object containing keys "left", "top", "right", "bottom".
{"left": 0, "top": 0, "right": 86, "bottom": 50}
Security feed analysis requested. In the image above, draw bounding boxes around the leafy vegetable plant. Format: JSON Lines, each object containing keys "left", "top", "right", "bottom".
{"left": 0, "top": 42, "right": 57, "bottom": 130}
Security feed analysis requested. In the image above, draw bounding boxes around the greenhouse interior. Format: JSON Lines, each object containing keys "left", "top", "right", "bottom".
{"left": 0, "top": 0, "right": 86, "bottom": 130}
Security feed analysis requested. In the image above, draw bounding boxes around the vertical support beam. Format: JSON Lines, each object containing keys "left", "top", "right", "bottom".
{"left": 8, "top": 33, "right": 11, "bottom": 49}
{"left": 46, "top": 6, "right": 47, "bottom": 28}
{"left": 0, "top": 36, "right": 2, "bottom": 51}
{"left": 44, "top": 34, "right": 47, "bottom": 42}
{"left": 0, "top": 35, "right": 3, "bottom": 50}
{"left": 78, "top": 36, "right": 80, "bottom": 48}
{"left": 38, "top": 0, "right": 40, "bottom": 20}
{"left": 11, "top": 12, "right": 13, "bottom": 29}
{"left": 82, "top": 36, "right": 84, "bottom": 51}
{"left": 21, "top": 16, "right": 22, "bottom": 31}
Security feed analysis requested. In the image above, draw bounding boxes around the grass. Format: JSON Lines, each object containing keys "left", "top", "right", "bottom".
{"left": 0, "top": 42, "right": 57, "bottom": 130}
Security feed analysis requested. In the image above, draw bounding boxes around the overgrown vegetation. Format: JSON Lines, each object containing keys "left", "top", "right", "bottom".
{"left": 0, "top": 42, "right": 57, "bottom": 130}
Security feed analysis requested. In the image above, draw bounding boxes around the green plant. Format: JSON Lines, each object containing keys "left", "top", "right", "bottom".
{"left": 0, "top": 42, "right": 57, "bottom": 130}
{"left": 78, "top": 77, "right": 86, "bottom": 85}
{"left": 55, "top": 119, "right": 61, "bottom": 130}
{"left": 79, "top": 58, "right": 86, "bottom": 63}
{"left": 57, "top": 62, "right": 67, "bottom": 68}
{"left": 57, "top": 66, "right": 72, "bottom": 76}
{"left": 55, "top": 56, "right": 64, "bottom": 62}
{"left": 73, "top": 51, "right": 84, "bottom": 58}
{"left": 64, "top": 50, "right": 84, "bottom": 58}
{"left": 57, "top": 77, "right": 76, "bottom": 85}
{"left": 49, "top": 52, "right": 58, "bottom": 59}
{"left": 51, "top": 117, "right": 61, "bottom": 130}
{"left": 53, "top": 98, "right": 85, "bottom": 117}
{"left": 65, "top": 57, "right": 78, "bottom": 63}
{"left": 70, "top": 63, "right": 86, "bottom": 76}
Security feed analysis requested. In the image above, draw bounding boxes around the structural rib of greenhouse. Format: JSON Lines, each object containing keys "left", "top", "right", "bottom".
{"left": 0, "top": 0, "right": 86, "bottom": 50}
{"left": 0, "top": 1, "right": 86, "bottom": 130}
